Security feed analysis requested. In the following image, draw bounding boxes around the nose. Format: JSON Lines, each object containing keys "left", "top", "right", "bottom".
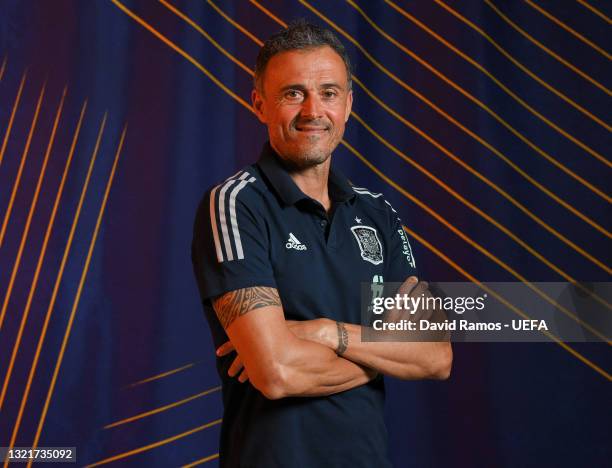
{"left": 300, "top": 94, "right": 323, "bottom": 120}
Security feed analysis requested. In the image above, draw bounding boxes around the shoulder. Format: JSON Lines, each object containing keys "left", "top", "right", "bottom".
{"left": 197, "top": 165, "right": 269, "bottom": 217}
{"left": 351, "top": 185, "right": 399, "bottom": 218}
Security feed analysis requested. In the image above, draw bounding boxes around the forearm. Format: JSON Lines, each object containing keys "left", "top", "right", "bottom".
{"left": 271, "top": 337, "right": 375, "bottom": 398}
{"left": 302, "top": 319, "right": 451, "bottom": 380}
{"left": 335, "top": 322, "right": 451, "bottom": 380}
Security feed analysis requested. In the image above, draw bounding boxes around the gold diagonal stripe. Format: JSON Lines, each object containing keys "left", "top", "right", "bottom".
{"left": 486, "top": 0, "right": 611, "bottom": 96}
{"left": 0, "top": 70, "right": 26, "bottom": 167}
{"left": 207, "top": 0, "right": 261, "bottom": 45}
{"left": 348, "top": 0, "right": 610, "bottom": 205}
{"left": 207, "top": 1, "right": 612, "bottom": 309}
{"left": 525, "top": 0, "right": 611, "bottom": 60}
{"left": 124, "top": 362, "right": 198, "bottom": 389}
{"left": 249, "top": 1, "right": 611, "bottom": 270}
{"left": 0, "top": 81, "right": 46, "bottom": 250}
{"left": 384, "top": 0, "right": 610, "bottom": 170}
{"left": 85, "top": 418, "right": 222, "bottom": 468}
{"left": 28, "top": 124, "right": 127, "bottom": 465}
{"left": 249, "top": 0, "right": 287, "bottom": 27}
{"left": 5, "top": 100, "right": 88, "bottom": 459}
{"left": 182, "top": 452, "right": 220, "bottom": 468}
{"left": 305, "top": 0, "right": 611, "bottom": 203}
{"left": 113, "top": 0, "right": 610, "bottom": 380}
{"left": 342, "top": 139, "right": 610, "bottom": 345}
{"left": 5, "top": 112, "right": 105, "bottom": 468}
{"left": 576, "top": 0, "right": 612, "bottom": 24}
{"left": 160, "top": 0, "right": 252, "bottom": 75}
{"left": 0, "top": 56, "right": 6, "bottom": 82}
{"left": 0, "top": 87, "right": 67, "bottom": 410}
{"left": 403, "top": 225, "right": 611, "bottom": 381}
{"left": 434, "top": 0, "right": 610, "bottom": 131}
{"left": 105, "top": 385, "right": 221, "bottom": 429}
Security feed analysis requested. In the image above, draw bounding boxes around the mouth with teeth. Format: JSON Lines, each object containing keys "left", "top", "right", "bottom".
{"left": 293, "top": 120, "right": 330, "bottom": 134}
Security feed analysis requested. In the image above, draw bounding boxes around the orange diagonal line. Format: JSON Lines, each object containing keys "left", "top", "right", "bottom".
{"left": 576, "top": 0, "right": 612, "bottom": 24}
{"left": 525, "top": 0, "right": 611, "bottom": 60}
{"left": 5, "top": 100, "right": 88, "bottom": 459}
{"left": 85, "top": 418, "right": 222, "bottom": 468}
{"left": 434, "top": 0, "right": 610, "bottom": 131}
{"left": 384, "top": 0, "right": 611, "bottom": 169}
{"left": 159, "top": 0, "right": 253, "bottom": 75}
{"left": 0, "top": 81, "right": 46, "bottom": 249}
{"left": 210, "top": 0, "right": 612, "bottom": 303}
{"left": 0, "top": 87, "right": 67, "bottom": 410}
{"left": 105, "top": 385, "right": 221, "bottom": 429}
{"left": 348, "top": 0, "right": 610, "bottom": 204}
{"left": 0, "top": 56, "right": 7, "bottom": 82}
{"left": 486, "top": 0, "right": 611, "bottom": 96}
{"left": 207, "top": 0, "right": 263, "bottom": 46}
{"left": 404, "top": 225, "right": 611, "bottom": 381}
{"left": 249, "top": 0, "right": 287, "bottom": 27}
{"left": 29, "top": 124, "right": 126, "bottom": 463}
{"left": 250, "top": 1, "right": 611, "bottom": 270}
{"left": 182, "top": 452, "right": 220, "bottom": 468}
{"left": 4, "top": 112, "right": 105, "bottom": 468}
{"left": 112, "top": 0, "right": 610, "bottom": 388}
{"left": 0, "top": 70, "right": 27, "bottom": 168}
{"left": 124, "top": 361, "right": 198, "bottom": 389}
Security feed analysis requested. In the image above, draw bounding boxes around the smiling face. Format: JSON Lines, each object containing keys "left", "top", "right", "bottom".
{"left": 252, "top": 46, "right": 353, "bottom": 170}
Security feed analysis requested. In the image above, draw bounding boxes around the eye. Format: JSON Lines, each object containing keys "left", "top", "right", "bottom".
{"left": 284, "top": 89, "right": 303, "bottom": 100}
{"left": 322, "top": 89, "right": 338, "bottom": 99}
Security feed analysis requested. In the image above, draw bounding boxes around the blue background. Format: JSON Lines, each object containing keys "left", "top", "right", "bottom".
{"left": 0, "top": 1, "right": 610, "bottom": 466}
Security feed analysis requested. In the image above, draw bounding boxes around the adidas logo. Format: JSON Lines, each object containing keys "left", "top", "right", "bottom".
{"left": 286, "top": 233, "right": 307, "bottom": 251}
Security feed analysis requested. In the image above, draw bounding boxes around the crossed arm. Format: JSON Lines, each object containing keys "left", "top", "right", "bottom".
{"left": 212, "top": 278, "right": 452, "bottom": 400}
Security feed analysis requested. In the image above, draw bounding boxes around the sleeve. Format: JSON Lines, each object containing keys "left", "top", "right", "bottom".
{"left": 191, "top": 187, "right": 277, "bottom": 302}
{"left": 383, "top": 201, "right": 419, "bottom": 283}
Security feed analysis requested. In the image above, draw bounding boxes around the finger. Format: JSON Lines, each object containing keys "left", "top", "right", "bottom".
{"left": 228, "top": 355, "right": 244, "bottom": 377}
{"left": 238, "top": 368, "right": 249, "bottom": 383}
{"left": 410, "top": 280, "right": 430, "bottom": 297}
{"left": 399, "top": 276, "right": 419, "bottom": 295}
{"left": 216, "top": 341, "right": 235, "bottom": 357}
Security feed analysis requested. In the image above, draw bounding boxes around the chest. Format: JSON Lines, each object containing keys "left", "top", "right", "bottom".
{"left": 267, "top": 206, "right": 389, "bottom": 323}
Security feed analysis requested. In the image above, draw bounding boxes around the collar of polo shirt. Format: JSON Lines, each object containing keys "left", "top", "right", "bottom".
{"left": 257, "top": 141, "right": 356, "bottom": 207}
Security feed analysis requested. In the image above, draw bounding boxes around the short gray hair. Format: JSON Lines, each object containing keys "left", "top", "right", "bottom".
{"left": 254, "top": 19, "right": 352, "bottom": 92}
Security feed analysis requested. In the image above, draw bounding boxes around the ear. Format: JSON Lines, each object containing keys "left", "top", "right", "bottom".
{"left": 251, "top": 88, "right": 267, "bottom": 124}
{"left": 344, "top": 89, "right": 353, "bottom": 123}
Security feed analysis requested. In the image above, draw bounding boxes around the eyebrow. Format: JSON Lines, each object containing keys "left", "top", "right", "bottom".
{"left": 279, "top": 82, "right": 345, "bottom": 92}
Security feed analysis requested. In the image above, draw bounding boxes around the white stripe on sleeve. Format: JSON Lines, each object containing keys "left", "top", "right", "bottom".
{"left": 229, "top": 176, "right": 256, "bottom": 260}
{"left": 218, "top": 172, "right": 248, "bottom": 261}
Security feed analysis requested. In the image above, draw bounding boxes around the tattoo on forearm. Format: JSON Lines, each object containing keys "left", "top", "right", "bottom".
{"left": 213, "top": 287, "right": 281, "bottom": 329}
{"left": 336, "top": 321, "right": 348, "bottom": 356}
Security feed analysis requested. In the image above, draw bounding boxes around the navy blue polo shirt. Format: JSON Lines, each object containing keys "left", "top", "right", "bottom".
{"left": 191, "top": 142, "right": 418, "bottom": 468}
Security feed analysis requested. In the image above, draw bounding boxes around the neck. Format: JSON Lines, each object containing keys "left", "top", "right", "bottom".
{"left": 289, "top": 158, "right": 332, "bottom": 212}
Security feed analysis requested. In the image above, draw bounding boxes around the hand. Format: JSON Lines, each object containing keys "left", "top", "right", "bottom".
{"left": 391, "top": 276, "right": 435, "bottom": 322}
{"left": 285, "top": 318, "right": 335, "bottom": 348}
{"left": 216, "top": 341, "right": 249, "bottom": 383}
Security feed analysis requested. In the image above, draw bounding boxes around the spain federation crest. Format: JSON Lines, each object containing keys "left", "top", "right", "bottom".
{"left": 351, "top": 225, "right": 384, "bottom": 265}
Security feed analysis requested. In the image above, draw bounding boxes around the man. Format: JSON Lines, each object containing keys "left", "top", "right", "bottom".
{"left": 192, "top": 20, "right": 452, "bottom": 468}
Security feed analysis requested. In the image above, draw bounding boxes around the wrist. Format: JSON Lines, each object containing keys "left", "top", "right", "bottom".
{"left": 321, "top": 318, "right": 338, "bottom": 349}
{"left": 335, "top": 321, "right": 349, "bottom": 356}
